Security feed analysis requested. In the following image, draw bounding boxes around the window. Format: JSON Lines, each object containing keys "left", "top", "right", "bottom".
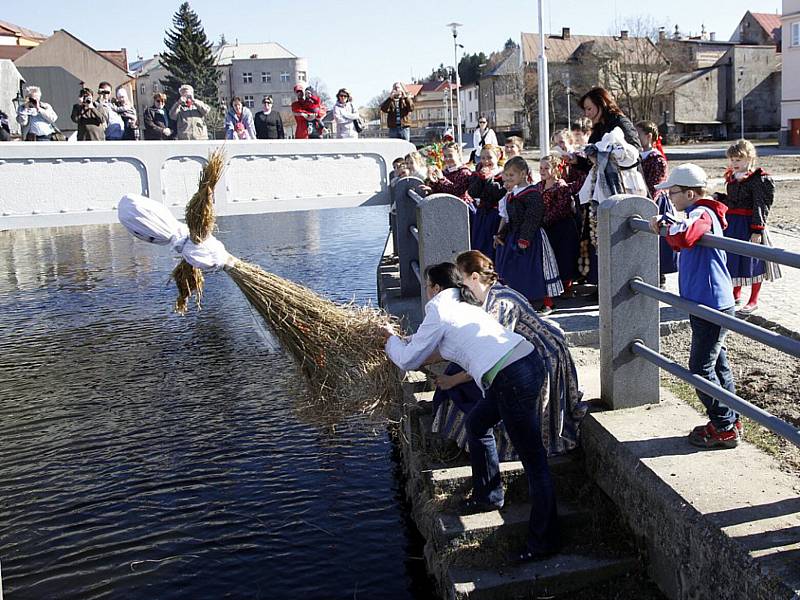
{"left": 262, "top": 71, "right": 271, "bottom": 83}
{"left": 469, "top": 112, "right": 473, "bottom": 122}
{"left": 140, "top": 83, "right": 145, "bottom": 94}
{"left": 281, "top": 95, "right": 291, "bottom": 107}
{"left": 297, "top": 71, "right": 307, "bottom": 82}
{"left": 280, "top": 72, "right": 291, "bottom": 82}
{"left": 244, "top": 95, "right": 255, "bottom": 108}
{"left": 793, "top": 22, "right": 800, "bottom": 47}
{"left": 242, "top": 72, "right": 253, "bottom": 84}
{"left": 468, "top": 90, "right": 472, "bottom": 101}
{"left": 153, "top": 82, "right": 160, "bottom": 92}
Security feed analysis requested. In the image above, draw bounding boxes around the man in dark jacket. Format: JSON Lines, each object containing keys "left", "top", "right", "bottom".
{"left": 254, "top": 95, "right": 284, "bottom": 139}
{"left": 143, "top": 92, "right": 173, "bottom": 140}
{"left": 70, "top": 88, "right": 106, "bottom": 141}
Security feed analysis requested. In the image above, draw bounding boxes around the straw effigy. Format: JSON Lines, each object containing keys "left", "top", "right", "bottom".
{"left": 122, "top": 149, "right": 402, "bottom": 416}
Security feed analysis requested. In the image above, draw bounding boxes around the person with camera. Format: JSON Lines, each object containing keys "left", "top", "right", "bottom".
{"left": 16, "top": 86, "right": 58, "bottom": 141}
{"left": 168, "top": 84, "right": 210, "bottom": 140}
{"left": 380, "top": 82, "right": 414, "bottom": 141}
{"left": 114, "top": 88, "right": 139, "bottom": 141}
{"left": 71, "top": 88, "right": 107, "bottom": 141}
{"left": 96, "top": 82, "right": 125, "bottom": 140}
{"left": 143, "top": 93, "right": 173, "bottom": 140}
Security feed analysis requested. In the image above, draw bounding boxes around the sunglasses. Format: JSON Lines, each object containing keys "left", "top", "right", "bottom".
{"left": 263, "top": 100, "right": 273, "bottom": 104}
{"left": 99, "top": 90, "right": 111, "bottom": 95}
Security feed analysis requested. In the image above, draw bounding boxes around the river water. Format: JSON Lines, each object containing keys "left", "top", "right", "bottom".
{"left": 0, "top": 207, "right": 435, "bottom": 599}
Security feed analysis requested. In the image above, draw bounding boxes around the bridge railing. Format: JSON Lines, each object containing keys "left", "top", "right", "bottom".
{"left": 390, "top": 176, "right": 470, "bottom": 307}
{"left": 0, "top": 139, "right": 414, "bottom": 230}
{"left": 598, "top": 194, "right": 800, "bottom": 449}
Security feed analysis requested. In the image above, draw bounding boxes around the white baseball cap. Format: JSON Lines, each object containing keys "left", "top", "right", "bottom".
{"left": 655, "top": 163, "right": 708, "bottom": 190}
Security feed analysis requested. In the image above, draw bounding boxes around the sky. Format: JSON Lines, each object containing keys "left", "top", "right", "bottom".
{"left": 4, "top": 0, "right": 783, "bottom": 106}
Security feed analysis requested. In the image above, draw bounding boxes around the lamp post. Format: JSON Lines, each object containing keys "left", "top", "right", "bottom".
{"left": 446, "top": 22, "right": 463, "bottom": 149}
{"left": 536, "top": 0, "right": 550, "bottom": 156}
{"left": 564, "top": 73, "right": 572, "bottom": 127}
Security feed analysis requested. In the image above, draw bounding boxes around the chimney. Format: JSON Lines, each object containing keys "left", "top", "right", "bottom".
{"left": 562, "top": 27, "right": 571, "bottom": 40}
{"left": 620, "top": 30, "right": 629, "bottom": 39}
{"left": 658, "top": 27, "right": 666, "bottom": 42}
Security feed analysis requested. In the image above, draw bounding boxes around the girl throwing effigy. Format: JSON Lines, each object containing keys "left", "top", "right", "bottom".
{"left": 381, "top": 262, "right": 559, "bottom": 563}
{"left": 495, "top": 156, "right": 563, "bottom": 315}
{"left": 715, "top": 139, "right": 781, "bottom": 314}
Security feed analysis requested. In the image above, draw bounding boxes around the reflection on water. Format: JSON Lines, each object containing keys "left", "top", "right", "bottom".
{"left": 0, "top": 207, "right": 435, "bottom": 600}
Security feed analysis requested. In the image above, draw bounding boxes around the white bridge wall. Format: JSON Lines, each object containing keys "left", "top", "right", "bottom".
{"left": 0, "top": 139, "right": 414, "bottom": 230}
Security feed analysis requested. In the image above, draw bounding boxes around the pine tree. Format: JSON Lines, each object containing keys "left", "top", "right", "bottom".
{"left": 159, "top": 3, "right": 220, "bottom": 108}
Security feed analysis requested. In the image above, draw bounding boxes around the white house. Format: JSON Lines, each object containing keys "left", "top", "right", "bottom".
{"left": 459, "top": 82, "right": 480, "bottom": 132}
{"left": 782, "top": 0, "right": 800, "bottom": 145}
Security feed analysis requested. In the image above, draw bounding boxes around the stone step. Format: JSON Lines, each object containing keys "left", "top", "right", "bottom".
{"left": 447, "top": 553, "right": 640, "bottom": 600}
{"left": 429, "top": 454, "right": 582, "bottom": 500}
{"left": 434, "top": 500, "right": 590, "bottom": 556}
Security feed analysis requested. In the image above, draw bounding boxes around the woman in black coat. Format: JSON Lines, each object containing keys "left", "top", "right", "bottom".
{"left": 578, "top": 86, "right": 641, "bottom": 150}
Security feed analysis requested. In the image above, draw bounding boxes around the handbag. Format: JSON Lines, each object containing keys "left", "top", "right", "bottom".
{"left": 50, "top": 124, "right": 66, "bottom": 142}
{"left": 351, "top": 102, "right": 365, "bottom": 133}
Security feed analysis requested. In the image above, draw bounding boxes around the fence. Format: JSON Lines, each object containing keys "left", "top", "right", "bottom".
{"left": 390, "top": 176, "right": 470, "bottom": 308}
{"left": 598, "top": 194, "right": 800, "bottom": 448}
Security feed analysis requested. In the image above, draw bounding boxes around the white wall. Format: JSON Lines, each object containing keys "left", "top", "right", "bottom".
{"left": 0, "top": 138, "right": 414, "bottom": 230}
{"left": 782, "top": 1, "right": 800, "bottom": 143}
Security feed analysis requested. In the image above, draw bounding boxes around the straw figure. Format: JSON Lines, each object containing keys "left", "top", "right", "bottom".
{"left": 118, "top": 149, "right": 401, "bottom": 415}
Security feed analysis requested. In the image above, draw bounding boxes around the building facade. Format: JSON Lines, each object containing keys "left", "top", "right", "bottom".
{"left": 459, "top": 82, "right": 480, "bottom": 132}
{"left": 782, "top": 1, "right": 800, "bottom": 145}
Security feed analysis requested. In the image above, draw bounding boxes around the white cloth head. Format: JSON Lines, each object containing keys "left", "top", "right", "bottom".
{"left": 594, "top": 127, "right": 626, "bottom": 152}
{"left": 117, "top": 194, "right": 233, "bottom": 270}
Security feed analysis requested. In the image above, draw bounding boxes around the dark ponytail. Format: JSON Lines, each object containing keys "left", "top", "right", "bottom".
{"left": 424, "top": 262, "right": 480, "bottom": 305}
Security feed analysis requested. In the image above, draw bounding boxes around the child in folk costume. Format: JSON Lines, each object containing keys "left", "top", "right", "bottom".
{"left": 504, "top": 136, "right": 524, "bottom": 159}
{"left": 714, "top": 139, "right": 781, "bottom": 314}
{"left": 637, "top": 121, "right": 678, "bottom": 284}
{"left": 578, "top": 127, "right": 649, "bottom": 285}
{"left": 536, "top": 154, "right": 580, "bottom": 296}
{"left": 494, "top": 157, "right": 563, "bottom": 315}
{"left": 425, "top": 142, "right": 474, "bottom": 203}
{"left": 561, "top": 124, "right": 593, "bottom": 283}
{"left": 404, "top": 151, "right": 428, "bottom": 181}
{"left": 570, "top": 117, "right": 592, "bottom": 147}
{"left": 467, "top": 145, "right": 505, "bottom": 261}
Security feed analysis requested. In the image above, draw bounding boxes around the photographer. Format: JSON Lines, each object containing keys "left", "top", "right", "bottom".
{"left": 168, "top": 84, "right": 210, "bottom": 140}
{"left": 16, "top": 86, "right": 58, "bottom": 141}
{"left": 97, "top": 81, "right": 124, "bottom": 140}
{"left": 380, "top": 82, "right": 414, "bottom": 141}
{"left": 71, "top": 88, "right": 107, "bottom": 141}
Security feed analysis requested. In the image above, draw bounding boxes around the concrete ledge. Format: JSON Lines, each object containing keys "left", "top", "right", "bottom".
{"left": 583, "top": 391, "right": 800, "bottom": 600}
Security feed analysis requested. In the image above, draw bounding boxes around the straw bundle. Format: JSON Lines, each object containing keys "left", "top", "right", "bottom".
{"left": 171, "top": 148, "right": 402, "bottom": 414}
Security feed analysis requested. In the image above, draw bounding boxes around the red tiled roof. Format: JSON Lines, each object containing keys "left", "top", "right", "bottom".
{"left": 0, "top": 45, "right": 31, "bottom": 61}
{"left": 0, "top": 19, "right": 47, "bottom": 40}
{"left": 405, "top": 83, "right": 423, "bottom": 97}
{"left": 750, "top": 12, "right": 782, "bottom": 45}
{"left": 99, "top": 50, "right": 129, "bottom": 71}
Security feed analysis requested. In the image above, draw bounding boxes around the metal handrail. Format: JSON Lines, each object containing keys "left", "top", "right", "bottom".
{"left": 409, "top": 225, "right": 419, "bottom": 241}
{"left": 629, "top": 278, "right": 800, "bottom": 358}
{"left": 408, "top": 188, "right": 425, "bottom": 205}
{"left": 411, "top": 260, "right": 422, "bottom": 285}
{"left": 626, "top": 214, "right": 800, "bottom": 448}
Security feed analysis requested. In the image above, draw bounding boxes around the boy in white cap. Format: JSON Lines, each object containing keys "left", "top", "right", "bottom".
{"left": 648, "top": 163, "right": 741, "bottom": 449}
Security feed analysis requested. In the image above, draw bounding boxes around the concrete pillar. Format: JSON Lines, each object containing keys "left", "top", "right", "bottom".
{"left": 597, "top": 194, "right": 660, "bottom": 409}
{"left": 393, "top": 176, "right": 424, "bottom": 297}
{"left": 416, "top": 193, "right": 471, "bottom": 273}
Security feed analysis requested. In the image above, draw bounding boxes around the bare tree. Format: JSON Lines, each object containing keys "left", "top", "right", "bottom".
{"left": 308, "top": 76, "right": 332, "bottom": 109}
{"left": 603, "top": 15, "right": 671, "bottom": 122}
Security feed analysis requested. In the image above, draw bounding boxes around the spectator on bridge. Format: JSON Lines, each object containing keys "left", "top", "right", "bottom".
{"left": 579, "top": 86, "right": 640, "bottom": 150}
{"left": 637, "top": 120, "right": 678, "bottom": 285}
{"left": 715, "top": 139, "right": 781, "bottom": 315}
{"left": 380, "top": 82, "right": 414, "bottom": 142}
{"left": 470, "top": 117, "right": 497, "bottom": 164}
{"left": 71, "top": 88, "right": 107, "bottom": 141}
{"left": 381, "top": 262, "right": 559, "bottom": 564}
{"left": 333, "top": 88, "right": 361, "bottom": 139}
{"left": 468, "top": 144, "right": 504, "bottom": 261}
{"left": 424, "top": 142, "right": 473, "bottom": 203}
{"left": 291, "top": 83, "right": 325, "bottom": 140}
{"left": 225, "top": 97, "right": 257, "bottom": 140}
{"left": 169, "top": 84, "right": 210, "bottom": 140}
{"left": 648, "top": 163, "right": 740, "bottom": 449}
{"left": 114, "top": 89, "right": 139, "bottom": 140}
{"left": 97, "top": 82, "right": 124, "bottom": 141}
{"left": 143, "top": 93, "right": 173, "bottom": 140}
{"left": 16, "top": 86, "right": 58, "bottom": 141}
{"left": 254, "top": 95, "right": 284, "bottom": 139}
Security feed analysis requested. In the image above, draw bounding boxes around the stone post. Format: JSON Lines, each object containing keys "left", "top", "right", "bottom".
{"left": 597, "top": 194, "right": 660, "bottom": 409}
{"left": 393, "top": 176, "right": 424, "bottom": 297}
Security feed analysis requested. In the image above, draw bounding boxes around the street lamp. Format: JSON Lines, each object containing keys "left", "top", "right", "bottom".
{"left": 446, "top": 22, "right": 463, "bottom": 149}
{"left": 564, "top": 73, "right": 572, "bottom": 127}
{"left": 536, "top": 0, "right": 550, "bottom": 156}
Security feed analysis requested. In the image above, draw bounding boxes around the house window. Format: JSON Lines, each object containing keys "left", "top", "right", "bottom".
{"left": 262, "top": 72, "right": 271, "bottom": 83}
{"left": 140, "top": 83, "right": 145, "bottom": 94}
{"left": 297, "top": 71, "right": 307, "bottom": 82}
{"left": 153, "top": 82, "right": 159, "bottom": 92}
{"left": 468, "top": 91, "right": 472, "bottom": 101}
{"left": 281, "top": 95, "right": 291, "bottom": 107}
{"left": 244, "top": 95, "right": 255, "bottom": 108}
{"left": 242, "top": 72, "right": 253, "bottom": 84}
{"left": 792, "top": 22, "right": 800, "bottom": 47}
{"left": 280, "top": 72, "right": 291, "bottom": 82}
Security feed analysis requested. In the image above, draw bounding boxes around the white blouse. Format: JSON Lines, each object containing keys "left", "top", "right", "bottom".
{"left": 385, "top": 287, "right": 523, "bottom": 393}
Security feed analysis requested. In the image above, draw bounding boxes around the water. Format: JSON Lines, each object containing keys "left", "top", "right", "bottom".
{"left": 0, "top": 207, "right": 436, "bottom": 600}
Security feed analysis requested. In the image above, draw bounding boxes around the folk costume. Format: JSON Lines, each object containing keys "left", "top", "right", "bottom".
{"left": 641, "top": 149, "right": 678, "bottom": 275}
{"left": 467, "top": 170, "right": 505, "bottom": 261}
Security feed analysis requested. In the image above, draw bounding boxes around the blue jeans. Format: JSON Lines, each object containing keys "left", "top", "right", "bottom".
{"left": 465, "top": 350, "right": 559, "bottom": 553}
{"left": 389, "top": 127, "right": 410, "bottom": 141}
{"left": 689, "top": 308, "right": 738, "bottom": 429}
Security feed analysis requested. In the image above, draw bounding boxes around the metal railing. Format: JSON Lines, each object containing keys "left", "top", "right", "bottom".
{"left": 389, "top": 176, "right": 470, "bottom": 305}
{"left": 598, "top": 194, "right": 800, "bottom": 448}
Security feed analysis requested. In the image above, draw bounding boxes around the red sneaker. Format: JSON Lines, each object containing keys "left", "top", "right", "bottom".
{"left": 734, "top": 419, "right": 743, "bottom": 440}
{"left": 688, "top": 422, "right": 739, "bottom": 449}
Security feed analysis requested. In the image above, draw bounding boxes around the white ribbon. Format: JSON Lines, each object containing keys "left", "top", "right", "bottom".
{"left": 117, "top": 194, "right": 234, "bottom": 270}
